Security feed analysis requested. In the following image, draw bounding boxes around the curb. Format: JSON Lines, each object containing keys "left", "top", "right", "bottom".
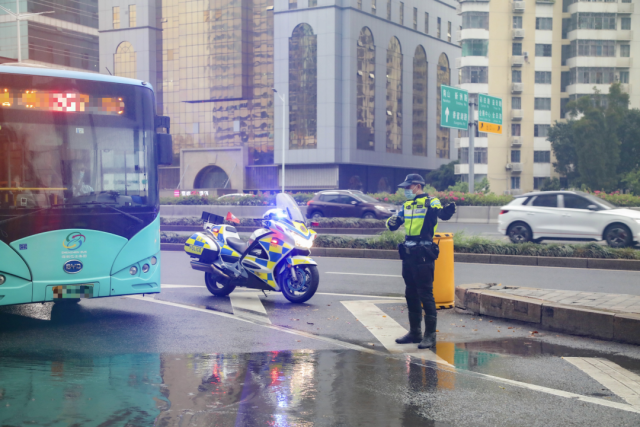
{"left": 160, "top": 243, "right": 640, "bottom": 271}
{"left": 455, "top": 284, "right": 640, "bottom": 345}
{"left": 161, "top": 225, "right": 387, "bottom": 235}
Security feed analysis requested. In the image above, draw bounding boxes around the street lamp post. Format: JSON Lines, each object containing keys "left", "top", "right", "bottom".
{"left": 0, "top": 1, "right": 54, "bottom": 63}
{"left": 273, "top": 88, "right": 286, "bottom": 193}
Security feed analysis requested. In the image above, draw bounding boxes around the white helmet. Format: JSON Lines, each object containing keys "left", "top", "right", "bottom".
{"left": 263, "top": 208, "right": 288, "bottom": 220}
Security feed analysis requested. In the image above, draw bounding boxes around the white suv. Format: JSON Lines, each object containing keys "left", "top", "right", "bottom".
{"left": 497, "top": 191, "right": 640, "bottom": 248}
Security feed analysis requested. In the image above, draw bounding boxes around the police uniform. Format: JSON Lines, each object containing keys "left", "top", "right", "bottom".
{"left": 386, "top": 174, "right": 455, "bottom": 349}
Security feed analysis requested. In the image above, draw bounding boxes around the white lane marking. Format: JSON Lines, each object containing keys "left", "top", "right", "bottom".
{"left": 162, "top": 284, "right": 205, "bottom": 288}
{"left": 564, "top": 357, "right": 640, "bottom": 408}
{"left": 326, "top": 272, "right": 402, "bottom": 278}
{"left": 341, "top": 299, "right": 451, "bottom": 366}
{"left": 128, "top": 295, "right": 640, "bottom": 414}
{"left": 162, "top": 285, "right": 404, "bottom": 300}
{"left": 230, "top": 291, "right": 271, "bottom": 324}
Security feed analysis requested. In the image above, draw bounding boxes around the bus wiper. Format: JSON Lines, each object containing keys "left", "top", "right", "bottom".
{"left": 0, "top": 207, "right": 51, "bottom": 226}
{"left": 53, "top": 202, "right": 144, "bottom": 224}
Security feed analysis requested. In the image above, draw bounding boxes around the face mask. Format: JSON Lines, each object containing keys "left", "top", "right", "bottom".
{"left": 404, "top": 189, "right": 415, "bottom": 199}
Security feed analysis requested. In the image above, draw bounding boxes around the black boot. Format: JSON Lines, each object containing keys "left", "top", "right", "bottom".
{"left": 418, "top": 315, "right": 437, "bottom": 349}
{"left": 396, "top": 312, "right": 422, "bottom": 344}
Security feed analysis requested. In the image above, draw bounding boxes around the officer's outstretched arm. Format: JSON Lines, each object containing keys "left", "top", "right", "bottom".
{"left": 438, "top": 202, "right": 457, "bottom": 221}
{"left": 386, "top": 211, "right": 405, "bottom": 231}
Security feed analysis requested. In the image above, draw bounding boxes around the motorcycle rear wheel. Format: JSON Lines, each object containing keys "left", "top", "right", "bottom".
{"left": 204, "top": 272, "right": 236, "bottom": 297}
{"left": 280, "top": 265, "right": 319, "bottom": 303}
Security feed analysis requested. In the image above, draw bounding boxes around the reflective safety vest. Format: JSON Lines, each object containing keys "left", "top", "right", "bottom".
{"left": 387, "top": 194, "right": 442, "bottom": 240}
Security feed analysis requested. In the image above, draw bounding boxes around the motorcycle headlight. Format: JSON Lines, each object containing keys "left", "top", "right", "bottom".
{"left": 294, "top": 234, "right": 313, "bottom": 248}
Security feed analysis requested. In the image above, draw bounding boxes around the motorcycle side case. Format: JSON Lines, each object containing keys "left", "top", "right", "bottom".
{"left": 184, "top": 232, "right": 220, "bottom": 263}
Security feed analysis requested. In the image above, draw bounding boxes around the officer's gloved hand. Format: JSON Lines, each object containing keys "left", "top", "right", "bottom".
{"left": 388, "top": 216, "right": 399, "bottom": 228}
{"left": 439, "top": 202, "right": 457, "bottom": 221}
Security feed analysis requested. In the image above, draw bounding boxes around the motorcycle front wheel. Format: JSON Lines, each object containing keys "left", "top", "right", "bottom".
{"left": 280, "top": 265, "right": 319, "bottom": 303}
{"left": 204, "top": 272, "right": 236, "bottom": 297}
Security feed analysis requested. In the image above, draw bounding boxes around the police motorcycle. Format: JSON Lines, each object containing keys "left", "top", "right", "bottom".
{"left": 184, "top": 193, "right": 320, "bottom": 303}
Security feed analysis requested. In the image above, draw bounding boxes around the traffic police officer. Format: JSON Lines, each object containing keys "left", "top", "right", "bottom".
{"left": 386, "top": 174, "right": 456, "bottom": 349}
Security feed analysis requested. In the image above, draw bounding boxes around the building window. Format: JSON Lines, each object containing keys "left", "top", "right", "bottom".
{"left": 372, "top": 0, "right": 376, "bottom": 14}
{"left": 511, "top": 123, "right": 521, "bottom": 136}
{"left": 512, "top": 69, "right": 522, "bottom": 83}
{"left": 463, "top": 12, "right": 489, "bottom": 30}
{"left": 289, "top": 0, "right": 297, "bottom": 10}
{"left": 511, "top": 176, "right": 521, "bottom": 190}
{"left": 536, "top": 17, "right": 552, "bottom": 30}
{"left": 112, "top": 6, "right": 120, "bottom": 29}
{"left": 114, "top": 41, "right": 136, "bottom": 78}
{"left": 459, "top": 147, "right": 488, "bottom": 164}
{"left": 570, "top": 40, "right": 616, "bottom": 58}
{"left": 560, "top": 98, "right": 570, "bottom": 118}
{"left": 571, "top": 13, "right": 616, "bottom": 30}
{"left": 461, "top": 40, "right": 488, "bottom": 57}
{"left": 513, "top": 16, "right": 522, "bottom": 29}
{"left": 512, "top": 96, "right": 521, "bottom": 110}
{"left": 535, "top": 71, "right": 552, "bottom": 84}
{"left": 358, "top": 0, "right": 362, "bottom": 9}
{"left": 425, "top": 13, "right": 429, "bottom": 33}
{"left": 413, "top": 7, "right": 417, "bottom": 30}
{"left": 561, "top": 71, "right": 569, "bottom": 92}
{"left": 399, "top": 2, "right": 404, "bottom": 25}
{"left": 63, "top": 49, "right": 70, "bottom": 66}
{"left": 621, "top": 17, "right": 631, "bottom": 30}
{"left": 413, "top": 46, "right": 428, "bottom": 156}
{"left": 448, "top": 21, "right": 452, "bottom": 42}
{"left": 357, "top": 28, "right": 376, "bottom": 151}
{"left": 81, "top": 53, "right": 88, "bottom": 69}
{"left": 534, "top": 98, "right": 551, "bottom": 110}
{"left": 436, "top": 53, "right": 450, "bottom": 159}
{"left": 533, "top": 177, "right": 546, "bottom": 190}
{"left": 129, "top": 5, "right": 136, "bottom": 27}
{"left": 569, "top": 67, "right": 615, "bottom": 85}
{"left": 534, "top": 151, "right": 551, "bottom": 163}
{"left": 534, "top": 124, "right": 551, "bottom": 137}
{"left": 511, "top": 150, "right": 521, "bottom": 163}
{"left": 289, "top": 24, "right": 317, "bottom": 149}
{"left": 460, "top": 66, "right": 488, "bottom": 84}
{"left": 309, "top": 0, "right": 317, "bottom": 7}
{"left": 620, "top": 71, "right": 629, "bottom": 84}
{"left": 535, "top": 44, "right": 552, "bottom": 57}
{"left": 512, "top": 42, "right": 522, "bottom": 56}
{"left": 620, "top": 45, "right": 630, "bottom": 57}
{"left": 387, "top": 0, "right": 391, "bottom": 20}
{"left": 437, "top": 17, "right": 441, "bottom": 38}
{"left": 386, "top": 37, "right": 403, "bottom": 153}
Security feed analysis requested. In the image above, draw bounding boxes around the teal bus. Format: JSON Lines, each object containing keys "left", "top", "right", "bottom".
{"left": 0, "top": 65, "right": 172, "bottom": 306}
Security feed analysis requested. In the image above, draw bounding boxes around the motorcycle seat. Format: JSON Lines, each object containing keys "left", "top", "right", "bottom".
{"left": 226, "top": 237, "right": 248, "bottom": 254}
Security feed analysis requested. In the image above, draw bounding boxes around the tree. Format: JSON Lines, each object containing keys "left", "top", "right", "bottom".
{"left": 622, "top": 169, "right": 640, "bottom": 196}
{"left": 548, "top": 121, "right": 579, "bottom": 186}
{"left": 425, "top": 161, "right": 457, "bottom": 191}
{"left": 540, "top": 177, "right": 561, "bottom": 191}
{"left": 617, "top": 108, "right": 640, "bottom": 178}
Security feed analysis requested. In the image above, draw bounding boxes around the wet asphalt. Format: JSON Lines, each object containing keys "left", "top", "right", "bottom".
{"left": 0, "top": 251, "right": 639, "bottom": 426}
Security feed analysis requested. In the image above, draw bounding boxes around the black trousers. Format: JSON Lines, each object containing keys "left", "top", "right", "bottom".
{"left": 401, "top": 257, "right": 437, "bottom": 318}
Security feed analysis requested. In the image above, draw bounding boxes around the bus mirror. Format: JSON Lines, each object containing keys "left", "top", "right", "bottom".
{"left": 155, "top": 115, "right": 171, "bottom": 133}
{"left": 156, "top": 133, "right": 173, "bottom": 165}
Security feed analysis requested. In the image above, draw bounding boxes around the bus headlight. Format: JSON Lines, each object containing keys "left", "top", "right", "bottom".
{"left": 130, "top": 266, "right": 138, "bottom": 275}
{"left": 0, "top": 275, "right": 5, "bottom": 286}
{"left": 150, "top": 256, "right": 157, "bottom": 265}
{"left": 142, "top": 264, "right": 150, "bottom": 274}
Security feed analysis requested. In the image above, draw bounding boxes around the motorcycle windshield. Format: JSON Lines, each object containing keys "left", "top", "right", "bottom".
{"left": 276, "top": 194, "right": 306, "bottom": 224}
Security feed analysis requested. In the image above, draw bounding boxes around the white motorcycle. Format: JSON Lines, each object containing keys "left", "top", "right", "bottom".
{"left": 184, "top": 194, "right": 320, "bottom": 303}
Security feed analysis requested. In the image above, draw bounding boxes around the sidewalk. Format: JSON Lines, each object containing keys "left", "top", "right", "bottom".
{"left": 455, "top": 283, "right": 640, "bottom": 345}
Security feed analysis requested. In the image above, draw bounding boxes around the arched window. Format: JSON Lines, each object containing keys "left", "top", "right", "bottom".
{"left": 386, "top": 37, "right": 402, "bottom": 153}
{"left": 357, "top": 27, "right": 376, "bottom": 151}
{"left": 194, "top": 165, "right": 230, "bottom": 189}
{"left": 114, "top": 41, "right": 136, "bottom": 79}
{"left": 412, "top": 46, "right": 428, "bottom": 156}
{"left": 289, "top": 24, "right": 317, "bottom": 149}
{"left": 436, "top": 53, "right": 450, "bottom": 159}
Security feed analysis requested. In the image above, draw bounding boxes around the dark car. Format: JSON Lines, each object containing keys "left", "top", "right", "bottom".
{"left": 306, "top": 190, "right": 399, "bottom": 220}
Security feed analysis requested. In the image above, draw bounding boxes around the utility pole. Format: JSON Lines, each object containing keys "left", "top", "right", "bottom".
{"left": 272, "top": 88, "right": 286, "bottom": 193}
{"left": 468, "top": 98, "right": 477, "bottom": 194}
{"left": 0, "top": 1, "right": 54, "bottom": 63}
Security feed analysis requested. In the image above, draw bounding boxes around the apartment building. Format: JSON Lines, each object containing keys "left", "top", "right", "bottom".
{"left": 457, "top": 0, "right": 638, "bottom": 195}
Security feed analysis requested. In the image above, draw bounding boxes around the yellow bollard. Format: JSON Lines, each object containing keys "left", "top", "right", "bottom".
{"left": 433, "top": 233, "right": 454, "bottom": 308}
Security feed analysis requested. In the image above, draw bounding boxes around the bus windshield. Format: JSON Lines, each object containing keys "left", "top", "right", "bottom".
{"left": 0, "top": 73, "right": 156, "bottom": 211}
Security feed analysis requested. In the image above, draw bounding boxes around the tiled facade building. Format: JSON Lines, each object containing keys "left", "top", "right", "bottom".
{"left": 99, "top": 0, "right": 461, "bottom": 193}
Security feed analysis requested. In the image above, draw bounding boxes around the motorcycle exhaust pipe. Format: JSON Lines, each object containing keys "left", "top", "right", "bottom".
{"left": 190, "top": 260, "right": 230, "bottom": 280}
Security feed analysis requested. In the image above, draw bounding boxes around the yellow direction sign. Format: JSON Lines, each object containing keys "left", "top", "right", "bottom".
{"left": 478, "top": 121, "right": 502, "bottom": 134}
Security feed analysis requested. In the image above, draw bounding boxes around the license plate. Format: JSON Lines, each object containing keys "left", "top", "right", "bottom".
{"left": 53, "top": 284, "right": 93, "bottom": 299}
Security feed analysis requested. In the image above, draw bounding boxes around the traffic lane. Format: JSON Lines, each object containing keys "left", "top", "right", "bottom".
{"left": 314, "top": 256, "right": 640, "bottom": 296}
{"left": 0, "top": 296, "right": 340, "bottom": 355}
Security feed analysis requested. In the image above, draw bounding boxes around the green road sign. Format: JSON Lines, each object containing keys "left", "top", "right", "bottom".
{"left": 440, "top": 85, "right": 469, "bottom": 130}
{"left": 478, "top": 94, "right": 503, "bottom": 126}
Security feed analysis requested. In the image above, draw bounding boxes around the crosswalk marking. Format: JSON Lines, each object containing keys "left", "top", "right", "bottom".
{"left": 341, "top": 299, "right": 452, "bottom": 366}
{"left": 326, "top": 272, "right": 402, "bottom": 278}
{"left": 230, "top": 291, "right": 271, "bottom": 324}
{"left": 564, "top": 357, "right": 640, "bottom": 409}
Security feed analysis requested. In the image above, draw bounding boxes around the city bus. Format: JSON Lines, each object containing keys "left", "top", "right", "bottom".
{"left": 0, "top": 65, "right": 172, "bottom": 306}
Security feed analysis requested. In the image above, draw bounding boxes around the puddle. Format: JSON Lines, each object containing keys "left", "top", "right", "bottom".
{"left": 0, "top": 350, "right": 451, "bottom": 426}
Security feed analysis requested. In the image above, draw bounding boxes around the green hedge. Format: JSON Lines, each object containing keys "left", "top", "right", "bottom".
{"left": 162, "top": 230, "right": 640, "bottom": 259}
{"left": 160, "top": 216, "right": 387, "bottom": 228}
